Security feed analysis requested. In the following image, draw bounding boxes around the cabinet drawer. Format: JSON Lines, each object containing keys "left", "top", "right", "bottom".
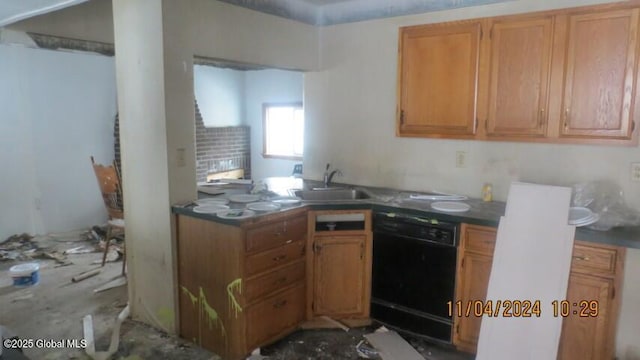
{"left": 464, "top": 225, "right": 497, "bottom": 255}
{"left": 245, "top": 240, "right": 305, "bottom": 277}
{"left": 246, "top": 283, "right": 305, "bottom": 350}
{"left": 571, "top": 244, "right": 618, "bottom": 277}
{"left": 246, "top": 215, "right": 306, "bottom": 253}
{"left": 245, "top": 260, "right": 305, "bottom": 304}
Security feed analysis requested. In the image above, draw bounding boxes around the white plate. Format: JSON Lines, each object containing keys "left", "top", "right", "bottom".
{"left": 431, "top": 201, "right": 471, "bottom": 212}
{"left": 193, "top": 204, "right": 230, "bottom": 214}
{"left": 410, "top": 194, "right": 468, "bottom": 201}
{"left": 271, "top": 196, "right": 302, "bottom": 205}
{"left": 196, "top": 198, "right": 230, "bottom": 205}
{"left": 571, "top": 213, "right": 600, "bottom": 227}
{"left": 217, "top": 209, "right": 256, "bottom": 219}
{"left": 228, "top": 194, "right": 261, "bottom": 203}
{"left": 568, "top": 207, "right": 594, "bottom": 224}
{"left": 246, "top": 202, "right": 281, "bottom": 212}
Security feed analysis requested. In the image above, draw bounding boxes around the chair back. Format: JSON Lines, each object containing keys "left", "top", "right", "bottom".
{"left": 91, "top": 156, "right": 124, "bottom": 220}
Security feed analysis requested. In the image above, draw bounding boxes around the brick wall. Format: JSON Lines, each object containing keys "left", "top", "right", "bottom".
{"left": 195, "top": 101, "right": 251, "bottom": 182}
{"left": 114, "top": 100, "right": 251, "bottom": 188}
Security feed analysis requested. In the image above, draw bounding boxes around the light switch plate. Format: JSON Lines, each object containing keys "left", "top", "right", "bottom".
{"left": 632, "top": 162, "right": 640, "bottom": 182}
{"left": 456, "top": 151, "right": 467, "bottom": 168}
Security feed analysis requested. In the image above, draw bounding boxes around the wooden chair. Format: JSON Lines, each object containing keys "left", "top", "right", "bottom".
{"left": 90, "top": 156, "right": 126, "bottom": 275}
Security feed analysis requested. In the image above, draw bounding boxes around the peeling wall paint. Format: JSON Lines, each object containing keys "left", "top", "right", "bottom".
{"left": 217, "top": 0, "right": 515, "bottom": 25}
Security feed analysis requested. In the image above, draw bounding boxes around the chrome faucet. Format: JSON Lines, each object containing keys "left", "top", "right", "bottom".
{"left": 323, "top": 163, "right": 342, "bottom": 187}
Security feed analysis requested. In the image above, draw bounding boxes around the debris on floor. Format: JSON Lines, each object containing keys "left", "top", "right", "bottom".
{"left": 364, "top": 327, "right": 424, "bottom": 360}
{"left": 94, "top": 275, "right": 127, "bottom": 293}
{"left": 71, "top": 267, "right": 102, "bottom": 283}
{"left": 355, "top": 339, "right": 379, "bottom": 359}
{"left": 84, "top": 303, "right": 130, "bottom": 360}
{"left": 0, "top": 233, "right": 37, "bottom": 261}
{"left": 246, "top": 348, "right": 269, "bottom": 360}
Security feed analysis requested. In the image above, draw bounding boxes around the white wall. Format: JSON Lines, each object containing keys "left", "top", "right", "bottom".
{"left": 0, "top": 44, "right": 116, "bottom": 241}
{"left": 245, "top": 69, "right": 304, "bottom": 179}
{"left": 193, "top": 65, "right": 244, "bottom": 127}
{"left": 304, "top": 0, "right": 639, "bottom": 357}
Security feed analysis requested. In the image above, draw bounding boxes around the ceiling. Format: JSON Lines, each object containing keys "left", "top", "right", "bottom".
{"left": 0, "top": 0, "right": 514, "bottom": 29}
{"left": 217, "top": 0, "right": 514, "bottom": 26}
{"left": 0, "top": 0, "right": 88, "bottom": 27}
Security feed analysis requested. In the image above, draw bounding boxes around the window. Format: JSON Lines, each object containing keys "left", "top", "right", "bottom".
{"left": 263, "top": 102, "right": 304, "bottom": 160}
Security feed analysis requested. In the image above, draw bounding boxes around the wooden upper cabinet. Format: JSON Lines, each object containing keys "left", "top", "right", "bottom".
{"left": 486, "top": 17, "right": 553, "bottom": 137}
{"left": 397, "top": 22, "right": 481, "bottom": 137}
{"left": 560, "top": 8, "right": 639, "bottom": 140}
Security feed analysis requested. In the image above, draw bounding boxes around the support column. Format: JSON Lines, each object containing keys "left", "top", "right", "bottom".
{"left": 112, "top": 0, "right": 196, "bottom": 333}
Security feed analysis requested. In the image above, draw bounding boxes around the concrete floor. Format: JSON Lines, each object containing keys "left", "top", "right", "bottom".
{"left": 1, "top": 232, "right": 472, "bottom": 360}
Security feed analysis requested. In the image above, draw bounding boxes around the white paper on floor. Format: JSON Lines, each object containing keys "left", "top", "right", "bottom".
{"left": 476, "top": 182, "right": 576, "bottom": 360}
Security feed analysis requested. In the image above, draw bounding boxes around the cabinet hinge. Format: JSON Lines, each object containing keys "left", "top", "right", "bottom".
{"left": 400, "top": 110, "right": 405, "bottom": 125}
{"left": 360, "top": 242, "right": 364, "bottom": 260}
{"left": 461, "top": 257, "right": 465, "bottom": 268}
{"left": 612, "top": 285, "right": 616, "bottom": 300}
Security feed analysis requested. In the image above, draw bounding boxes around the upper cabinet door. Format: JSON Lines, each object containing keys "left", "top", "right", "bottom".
{"left": 397, "top": 22, "right": 481, "bottom": 137}
{"left": 561, "top": 8, "right": 639, "bottom": 140}
{"left": 486, "top": 17, "right": 553, "bottom": 137}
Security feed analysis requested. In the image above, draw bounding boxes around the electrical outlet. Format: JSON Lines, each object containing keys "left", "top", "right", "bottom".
{"left": 632, "top": 162, "right": 640, "bottom": 182}
{"left": 456, "top": 151, "right": 467, "bottom": 168}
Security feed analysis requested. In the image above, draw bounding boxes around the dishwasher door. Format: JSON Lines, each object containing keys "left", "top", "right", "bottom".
{"left": 371, "top": 229, "right": 457, "bottom": 342}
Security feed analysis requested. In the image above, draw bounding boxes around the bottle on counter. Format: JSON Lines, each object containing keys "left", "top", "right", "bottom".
{"left": 482, "top": 183, "right": 493, "bottom": 202}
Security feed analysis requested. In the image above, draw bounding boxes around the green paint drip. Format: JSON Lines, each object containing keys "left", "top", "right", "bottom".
{"left": 200, "top": 287, "right": 227, "bottom": 339}
{"left": 157, "top": 307, "right": 174, "bottom": 329}
{"left": 226, "top": 278, "right": 243, "bottom": 319}
{"left": 181, "top": 286, "right": 198, "bottom": 308}
{"left": 180, "top": 285, "right": 227, "bottom": 343}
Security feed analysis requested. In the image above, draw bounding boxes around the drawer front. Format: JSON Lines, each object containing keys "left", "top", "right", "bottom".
{"left": 245, "top": 240, "right": 305, "bottom": 277}
{"left": 246, "top": 215, "right": 307, "bottom": 253}
{"left": 246, "top": 282, "right": 305, "bottom": 350}
{"left": 245, "top": 260, "right": 305, "bottom": 304}
{"left": 571, "top": 244, "right": 618, "bottom": 277}
{"left": 464, "top": 225, "right": 497, "bottom": 255}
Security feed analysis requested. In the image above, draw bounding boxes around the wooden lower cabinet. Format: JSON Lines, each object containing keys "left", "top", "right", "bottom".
{"left": 307, "top": 210, "right": 372, "bottom": 320}
{"left": 454, "top": 223, "right": 625, "bottom": 359}
{"left": 176, "top": 208, "right": 308, "bottom": 360}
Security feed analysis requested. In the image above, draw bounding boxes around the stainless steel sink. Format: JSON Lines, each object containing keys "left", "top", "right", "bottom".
{"left": 293, "top": 188, "right": 371, "bottom": 201}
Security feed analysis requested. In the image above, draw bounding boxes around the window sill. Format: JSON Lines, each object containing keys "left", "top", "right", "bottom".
{"left": 262, "top": 153, "right": 303, "bottom": 161}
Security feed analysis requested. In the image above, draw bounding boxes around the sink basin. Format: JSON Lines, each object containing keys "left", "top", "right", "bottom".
{"left": 293, "top": 188, "right": 371, "bottom": 201}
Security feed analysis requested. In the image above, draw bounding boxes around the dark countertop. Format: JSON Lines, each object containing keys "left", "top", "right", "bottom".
{"left": 173, "top": 178, "right": 640, "bottom": 250}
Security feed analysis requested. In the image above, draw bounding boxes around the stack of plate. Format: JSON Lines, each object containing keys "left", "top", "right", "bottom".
{"left": 193, "top": 203, "right": 230, "bottom": 214}
{"left": 568, "top": 207, "right": 600, "bottom": 227}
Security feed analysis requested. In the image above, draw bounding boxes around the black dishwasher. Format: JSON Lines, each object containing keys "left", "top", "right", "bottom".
{"left": 371, "top": 211, "right": 458, "bottom": 343}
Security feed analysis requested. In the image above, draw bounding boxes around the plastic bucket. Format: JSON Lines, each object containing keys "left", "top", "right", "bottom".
{"left": 9, "top": 262, "right": 40, "bottom": 287}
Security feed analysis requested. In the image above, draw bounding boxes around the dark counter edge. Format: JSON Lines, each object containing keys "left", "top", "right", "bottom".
{"left": 172, "top": 202, "right": 640, "bottom": 250}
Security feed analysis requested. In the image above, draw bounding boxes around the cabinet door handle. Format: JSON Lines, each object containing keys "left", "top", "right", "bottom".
{"left": 285, "top": 239, "right": 293, "bottom": 244}
{"left": 572, "top": 255, "right": 590, "bottom": 261}
{"left": 272, "top": 255, "right": 287, "bottom": 262}
{"left": 564, "top": 108, "right": 570, "bottom": 129}
{"left": 539, "top": 108, "right": 545, "bottom": 127}
{"left": 273, "top": 299, "right": 288, "bottom": 309}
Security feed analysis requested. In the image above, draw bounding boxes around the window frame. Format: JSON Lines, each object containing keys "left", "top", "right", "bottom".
{"left": 262, "top": 102, "right": 304, "bottom": 161}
